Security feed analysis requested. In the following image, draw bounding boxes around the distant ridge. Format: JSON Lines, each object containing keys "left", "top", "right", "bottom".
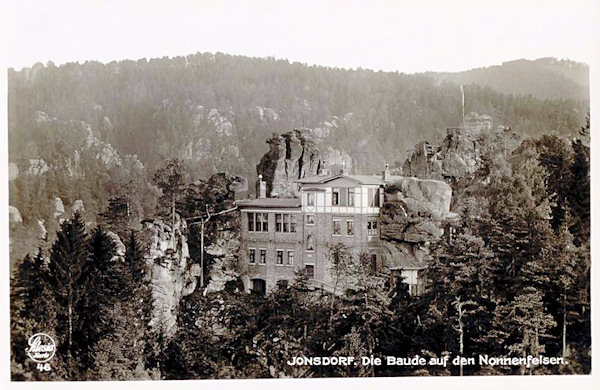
{"left": 424, "top": 57, "right": 589, "bottom": 101}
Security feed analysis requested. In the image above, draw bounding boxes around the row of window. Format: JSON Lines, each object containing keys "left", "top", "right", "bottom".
{"left": 247, "top": 212, "right": 378, "bottom": 237}
{"left": 331, "top": 219, "right": 378, "bottom": 236}
{"left": 248, "top": 248, "right": 294, "bottom": 266}
{"left": 305, "top": 188, "right": 381, "bottom": 207}
{"left": 332, "top": 219, "right": 354, "bottom": 236}
{"left": 247, "top": 212, "right": 269, "bottom": 232}
{"left": 248, "top": 212, "right": 298, "bottom": 233}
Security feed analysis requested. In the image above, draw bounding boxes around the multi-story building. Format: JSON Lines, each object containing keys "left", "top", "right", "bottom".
{"left": 237, "top": 166, "right": 425, "bottom": 295}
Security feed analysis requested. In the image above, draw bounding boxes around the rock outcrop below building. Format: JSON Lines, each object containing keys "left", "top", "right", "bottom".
{"left": 380, "top": 176, "right": 455, "bottom": 278}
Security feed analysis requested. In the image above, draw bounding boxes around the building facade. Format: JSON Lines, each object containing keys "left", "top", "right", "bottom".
{"left": 238, "top": 167, "right": 403, "bottom": 294}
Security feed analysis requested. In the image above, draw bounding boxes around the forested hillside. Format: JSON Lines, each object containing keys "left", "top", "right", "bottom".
{"left": 8, "top": 53, "right": 588, "bottom": 180}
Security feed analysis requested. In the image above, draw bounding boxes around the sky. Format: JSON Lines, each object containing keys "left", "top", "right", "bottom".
{"left": 2, "top": 0, "right": 599, "bottom": 73}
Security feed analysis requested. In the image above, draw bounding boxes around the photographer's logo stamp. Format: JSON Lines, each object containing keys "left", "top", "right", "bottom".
{"left": 25, "top": 333, "right": 56, "bottom": 371}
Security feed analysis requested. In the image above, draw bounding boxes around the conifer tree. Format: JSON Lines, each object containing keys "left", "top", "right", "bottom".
{"left": 489, "top": 288, "right": 556, "bottom": 375}
{"left": 10, "top": 250, "right": 57, "bottom": 379}
{"left": 46, "top": 212, "right": 90, "bottom": 378}
{"left": 77, "top": 225, "right": 119, "bottom": 372}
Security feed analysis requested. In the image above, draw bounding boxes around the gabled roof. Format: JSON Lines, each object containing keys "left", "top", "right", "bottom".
{"left": 235, "top": 198, "right": 301, "bottom": 209}
{"left": 297, "top": 173, "right": 386, "bottom": 186}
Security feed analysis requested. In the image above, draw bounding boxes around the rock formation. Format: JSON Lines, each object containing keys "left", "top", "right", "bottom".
{"left": 52, "top": 197, "right": 65, "bottom": 220}
{"left": 402, "top": 113, "right": 493, "bottom": 180}
{"left": 106, "top": 231, "right": 126, "bottom": 262}
{"left": 380, "top": 176, "right": 455, "bottom": 272}
{"left": 9, "top": 206, "right": 23, "bottom": 224}
{"left": 381, "top": 177, "right": 452, "bottom": 244}
{"left": 139, "top": 214, "right": 199, "bottom": 335}
{"left": 256, "top": 129, "right": 353, "bottom": 198}
{"left": 71, "top": 200, "right": 85, "bottom": 214}
{"left": 26, "top": 159, "right": 49, "bottom": 176}
{"left": 256, "top": 130, "right": 321, "bottom": 197}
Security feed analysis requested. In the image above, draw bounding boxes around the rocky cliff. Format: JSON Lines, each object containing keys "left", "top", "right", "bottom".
{"left": 139, "top": 214, "right": 199, "bottom": 336}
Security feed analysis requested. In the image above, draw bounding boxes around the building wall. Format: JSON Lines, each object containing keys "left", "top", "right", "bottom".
{"left": 240, "top": 208, "right": 383, "bottom": 293}
{"left": 240, "top": 210, "right": 304, "bottom": 292}
{"left": 305, "top": 212, "right": 382, "bottom": 287}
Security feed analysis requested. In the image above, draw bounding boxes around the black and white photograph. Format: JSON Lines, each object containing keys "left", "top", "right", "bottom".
{"left": 2, "top": 1, "right": 598, "bottom": 388}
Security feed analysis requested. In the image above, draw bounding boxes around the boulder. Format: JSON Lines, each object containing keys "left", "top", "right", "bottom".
{"left": 9, "top": 163, "right": 18, "bottom": 181}
{"left": 381, "top": 177, "right": 451, "bottom": 245}
{"left": 36, "top": 219, "right": 47, "bottom": 239}
{"left": 72, "top": 200, "right": 85, "bottom": 214}
{"left": 106, "top": 231, "right": 126, "bottom": 261}
{"left": 26, "top": 159, "right": 49, "bottom": 176}
{"left": 386, "top": 177, "right": 452, "bottom": 218}
{"left": 52, "top": 197, "right": 65, "bottom": 219}
{"left": 9, "top": 206, "right": 22, "bottom": 224}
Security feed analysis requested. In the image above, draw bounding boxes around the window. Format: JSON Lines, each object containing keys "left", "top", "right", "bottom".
{"left": 287, "top": 250, "right": 294, "bottom": 265}
{"left": 305, "top": 265, "right": 314, "bottom": 279}
{"left": 255, "top": 213, "right": 262, "bottom": 232}
{"left": 368, "top": 188, "right": 380, "bottom": 207}
{"left": 276, "top": 250, "right": 284, "bottom": 265}
{"left": 249, "top": 248, "right": 256, "bottom": 264}
{"left": 283, "top": 214, "right": 290, "bottom": 232}
{"left": 249, "top": 213, "right": 270, "bottom": 232}
{"left": 332, "top": 188, "right": 340, "bottom": 206}
{"left": 306, "top": 234, "right": 314, "bottom": 251}
{"left": 333, "top": 220, "right": 341, "bottom": 235}
{"left": 307, "top": 192, "right": 315, "bottom": 206}
{"left": 252, "top": 279, "right": 266, "bottom": 295}
{"left": 348, "top": 188, "right": 355, "bottom": 206}
{"left": 370, "top": 254, "right": 377, "bottom": 274}
{"left": 347, "top": 220, "right": 355, "bottom": 236}
{"left": 368, "top": 221, "right": 378, "bottom": 236}
{"left": 306, "top": 214, "right": 315, "bottom": 225}
{"left": 259, "top": 249, "right": 266, "bottom": 264}
{"left": 248, "top": 213, "right": 255, "bottom": 231}
{"left": 275, "top": 213, "right": 297, "bottom": 233}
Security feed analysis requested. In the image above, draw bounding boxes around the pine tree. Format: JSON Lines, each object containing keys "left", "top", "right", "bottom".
{"left": 152, "top": 157, "right": 187, "bottom": 222}
{"left": 76, "top": 225, "right": 119, "bottom": 372}
{"left": 489, "top": 288, "right": 556, "bottom": 375}
{"left": 10, "top": 250, "right": 57, "bottom": 380}
{"left": 46, "top": 212, "right": 90, "bottom": 378}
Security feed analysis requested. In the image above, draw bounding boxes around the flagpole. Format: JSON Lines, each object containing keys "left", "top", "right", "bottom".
{"left": 460, "top": 84, "right": 465, "bottom": 128}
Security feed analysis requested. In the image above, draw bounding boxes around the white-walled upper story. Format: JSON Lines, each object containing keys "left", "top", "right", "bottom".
{"left": 297, "top": 174, "right": 385, "bottom": 215}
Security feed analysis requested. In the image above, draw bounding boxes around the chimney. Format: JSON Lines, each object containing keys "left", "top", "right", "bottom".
{"left": 382, "top": 163, "right": 390, "bottom": 181}
{"left": 341, "top": 161, "right": 349, "bottom": 175}
{"left": 256, "top": 174, "right": 267, "bottom": 199}
{"left": 318, "top": 160, "right": 328, "bottom": 176}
